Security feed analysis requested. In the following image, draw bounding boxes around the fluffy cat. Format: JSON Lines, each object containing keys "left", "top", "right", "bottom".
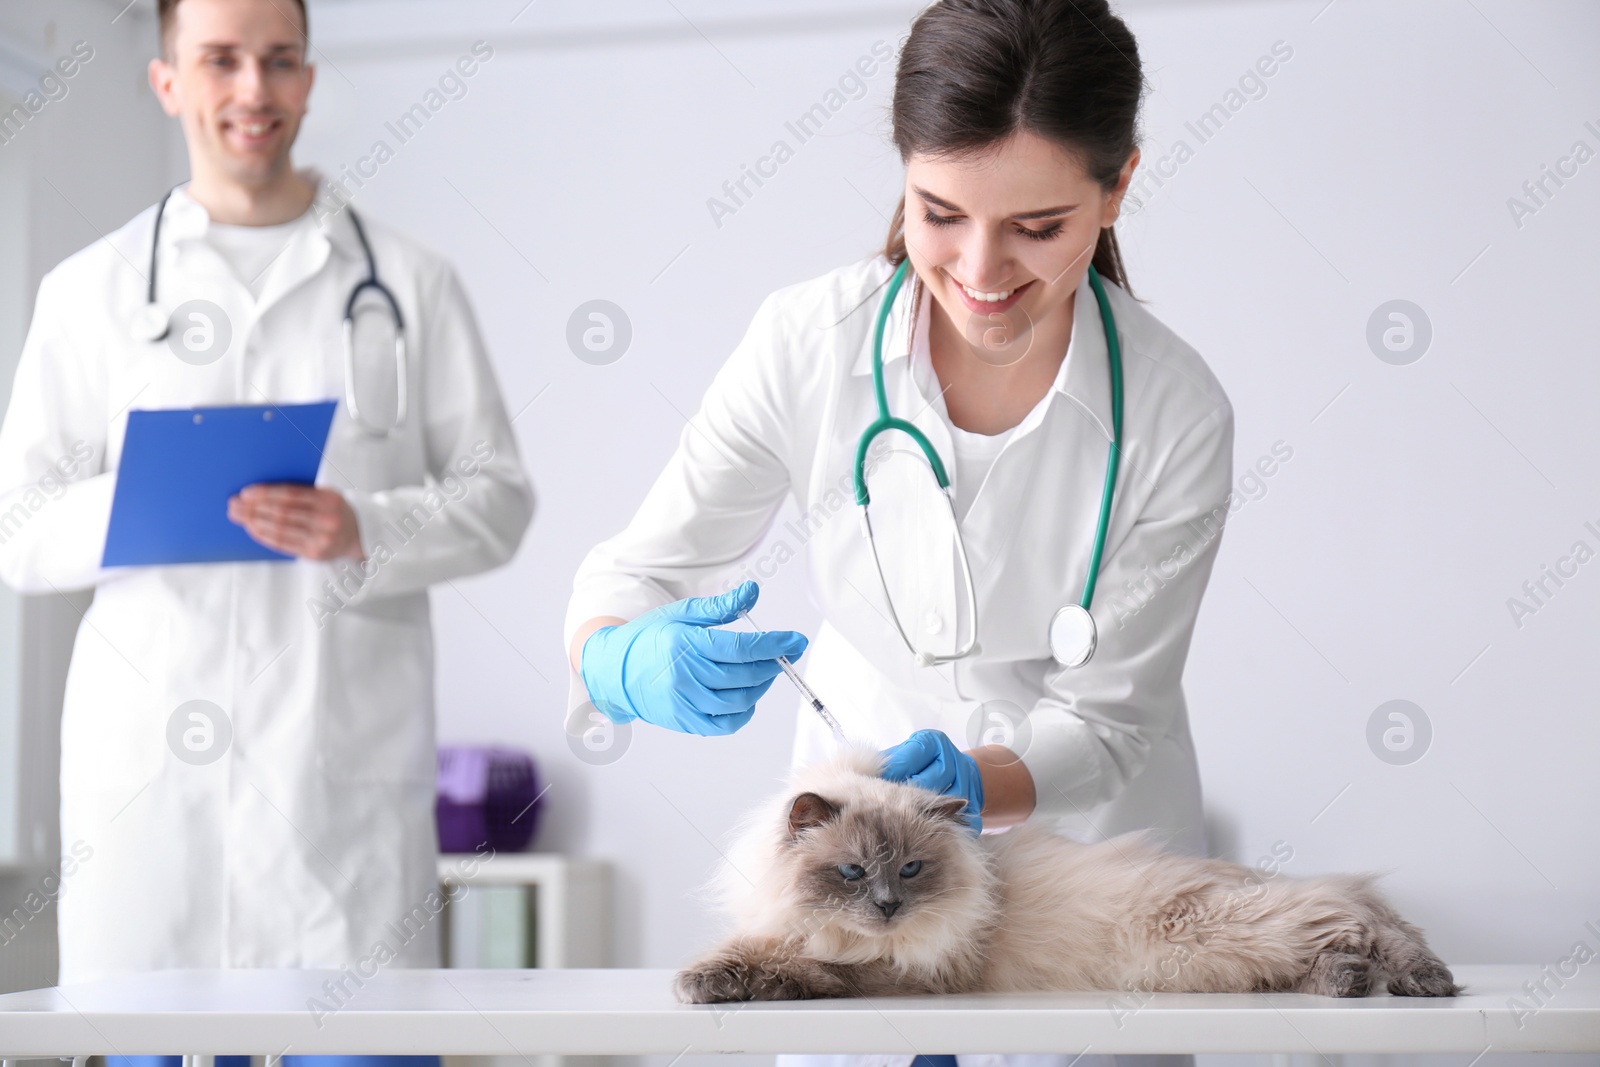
{"left": 675, "top": 746, "right": 1460, "bottom": 1003}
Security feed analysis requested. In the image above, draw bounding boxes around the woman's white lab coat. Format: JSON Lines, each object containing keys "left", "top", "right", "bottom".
{"left": 0, "top": 179, "right": 533, "bottom": 983}
{"left": 564, "top": 254, "right": 1234, "bottom": 853}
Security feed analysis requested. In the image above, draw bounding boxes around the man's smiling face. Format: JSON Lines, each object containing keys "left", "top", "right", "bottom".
{"left": 150, "top": 0, "right": 315, "bottom": 190}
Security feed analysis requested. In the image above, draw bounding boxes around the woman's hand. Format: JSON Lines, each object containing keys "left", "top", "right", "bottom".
{"left": 879, "top": 728, "right": 1037, "bottom": 833}
{"left": 578, "top": 580, "right": 808, "bottom": 736}
{"left": 879, "top": 729, "right": 986, "bottom": 831}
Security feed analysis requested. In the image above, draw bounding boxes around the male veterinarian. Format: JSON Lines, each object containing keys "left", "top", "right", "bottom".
{"left": 0, "top": 0, "right": 532, "bottom": 1048}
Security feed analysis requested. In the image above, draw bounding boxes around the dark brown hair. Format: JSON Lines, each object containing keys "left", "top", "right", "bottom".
{"left": 884, "top": 0, "right": 1144, "bottom": 293}
{"left": 158, "top": 0, "right": 309, "bottom": 58}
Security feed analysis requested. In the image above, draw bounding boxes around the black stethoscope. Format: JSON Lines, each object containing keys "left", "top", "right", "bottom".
{"left": 130, "top": 185, "right": 409, "bottom": 436}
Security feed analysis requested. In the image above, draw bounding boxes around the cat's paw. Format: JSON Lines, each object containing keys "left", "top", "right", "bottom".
{"left": 1296, "top": 952, "right": 1374, "bottom": 997}
{"left": 675, "top": 959, "right": 755, "bottom": 1003}
{"left": 674, "top": 955, "right": 815, "bottom": 1003}
{"left": 1387, "top": 959, "right": 1461, "bottom": 997}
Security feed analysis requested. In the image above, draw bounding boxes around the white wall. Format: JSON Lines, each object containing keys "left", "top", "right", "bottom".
{"left": 1126, "top": 0, "right": 1600, "bottom": 968}
{"left": 0, "top": 0, "right": 1597, "bottom": 1063}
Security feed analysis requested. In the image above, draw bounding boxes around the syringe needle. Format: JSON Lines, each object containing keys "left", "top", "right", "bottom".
{"left": 737, "top": 609, "right": 847, "bottom": 744}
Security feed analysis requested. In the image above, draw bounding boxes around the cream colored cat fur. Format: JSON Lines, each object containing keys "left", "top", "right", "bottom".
{"left": 675, "top": 746, "right": 1459, "bottom": 1002}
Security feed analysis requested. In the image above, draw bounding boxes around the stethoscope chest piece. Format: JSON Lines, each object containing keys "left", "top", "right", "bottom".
{"left": 1048, "top": 603, "right": 1098, "bottom": 668}
{"left": 130, "top": 302, "right": 170, "bottom": 344}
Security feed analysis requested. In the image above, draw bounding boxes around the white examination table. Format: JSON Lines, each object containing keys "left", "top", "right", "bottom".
{"left": 0, "top": 966, "right": 1594, "bottom": 1059}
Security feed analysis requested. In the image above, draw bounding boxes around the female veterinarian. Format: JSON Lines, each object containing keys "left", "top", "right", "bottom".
{"left": 567, "top": 1, "right": 1232, "bottom": 1060}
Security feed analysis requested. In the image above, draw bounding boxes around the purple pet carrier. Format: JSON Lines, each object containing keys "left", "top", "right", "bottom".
{"left": 435, "top": 745, "right": 544, "bottom": 853}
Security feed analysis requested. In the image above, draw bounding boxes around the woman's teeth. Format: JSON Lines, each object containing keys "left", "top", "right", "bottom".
{"left": 239, "top": 122, "right": 273, "bottom": 136}
{"left": 961, "top": 283, "right": 1016, "bottom": 303}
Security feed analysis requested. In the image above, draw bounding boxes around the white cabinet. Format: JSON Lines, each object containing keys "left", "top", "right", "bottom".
{"left": 438, "top": 853, "right": 612, "bottom": 1067}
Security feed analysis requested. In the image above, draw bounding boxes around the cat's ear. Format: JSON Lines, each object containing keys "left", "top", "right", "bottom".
{"left": 924, "top": 796, "right": 970, "bottom": 825}
{"left": 787, "top": 792, "right": 840, "bottom": 838}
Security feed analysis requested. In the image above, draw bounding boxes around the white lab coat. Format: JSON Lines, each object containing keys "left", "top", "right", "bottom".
{"left": 0, "top": 178, "right": 534, "bottom": 984}
{"left": 565, "top": 254, "right": 1233, "bottom": 852}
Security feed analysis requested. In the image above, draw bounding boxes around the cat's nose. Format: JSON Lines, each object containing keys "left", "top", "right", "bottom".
{"left": 875, "top": 899, "right": 901, "bottom": 919}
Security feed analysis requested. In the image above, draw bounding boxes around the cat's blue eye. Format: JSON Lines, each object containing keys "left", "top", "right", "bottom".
{"left": 837, "top": 864, "right": 865, "bottom": 881}
{"left": 900, "top": 860, "right": 923, "bottom": 878}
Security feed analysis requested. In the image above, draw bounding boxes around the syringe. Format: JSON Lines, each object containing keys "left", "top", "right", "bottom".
{"left": 737, "top": 609, "right": 848, "bottom": 744}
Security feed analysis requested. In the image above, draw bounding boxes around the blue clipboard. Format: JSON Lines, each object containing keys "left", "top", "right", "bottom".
{"left": 102, "top": 400, "right": 338, "bottom": 567}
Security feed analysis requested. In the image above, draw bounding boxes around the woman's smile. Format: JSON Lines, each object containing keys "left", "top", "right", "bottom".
{"left": 948, "top": 275, "right": 1035, "bottom": 315}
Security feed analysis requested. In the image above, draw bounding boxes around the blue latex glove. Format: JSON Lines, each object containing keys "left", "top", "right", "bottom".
{"left": 879, "top": 729, "right": 985, "bottom": 833}
{"left": 580, "top": 580, "right": 807, "bottom": 737}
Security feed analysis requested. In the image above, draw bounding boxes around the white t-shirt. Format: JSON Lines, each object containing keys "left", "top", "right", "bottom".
{"left": 945, "top": 419, "right": 1015, "bottom": 522}
{"left": 205, "top": 214, "right": 309, "bottom": 300}
{"left": 908, "top": 283, "right": 1067, "bottom": 522}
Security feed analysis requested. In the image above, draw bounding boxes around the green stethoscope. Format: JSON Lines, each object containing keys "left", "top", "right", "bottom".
{"left": 851, "top": 257, "right": 1124, "bottom": 668}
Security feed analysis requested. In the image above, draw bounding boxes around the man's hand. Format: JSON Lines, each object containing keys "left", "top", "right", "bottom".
{"left": 228, "top": 484, "right": 364, "bottom": 562}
